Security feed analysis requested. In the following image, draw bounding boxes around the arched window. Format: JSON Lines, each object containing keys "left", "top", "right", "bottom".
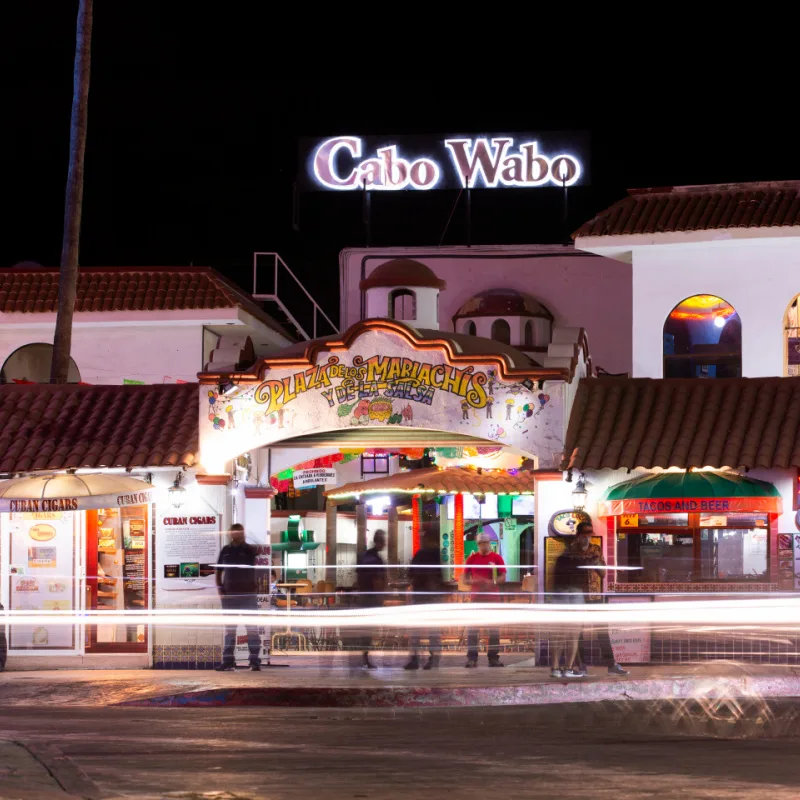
{"left": 785, "top": 295, "right": 800, "bottom": 375}
{"left": 663, "top": 295, "right": 741, "bottom": 379}
{"left": 491, "top": 319, "right": 511, "bottom": 345}
{"left": 463, "top": 320, "right": 477, "bottom": 336}
{"left": 524, "top": 320, "right": 533, "bottom": 347}
{"left": 0, "top": 343, "right": 81, "bottom": 384}
{"left": 388, "top": 289, "right": 416, "bottom": 321}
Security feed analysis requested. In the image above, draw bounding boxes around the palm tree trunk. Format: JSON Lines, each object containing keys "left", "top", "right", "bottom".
{"left": 50, "top": 0, "right": 93, "bottom": 384}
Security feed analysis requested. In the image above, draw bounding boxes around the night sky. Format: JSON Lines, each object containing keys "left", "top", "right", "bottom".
{"left": 5, "top": 5, "right": 794, "bottom": 325}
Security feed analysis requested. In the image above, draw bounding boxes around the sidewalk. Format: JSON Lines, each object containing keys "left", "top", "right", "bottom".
{"left": 3, "top": 653, "right": 800, "bottom": 708}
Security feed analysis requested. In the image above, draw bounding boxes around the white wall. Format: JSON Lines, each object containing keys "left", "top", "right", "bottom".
{"left": 632, "top": 240, "right": 800, "bottom": 378}
{"left": 0, "top": 324, "right": 204, "bottom": 384}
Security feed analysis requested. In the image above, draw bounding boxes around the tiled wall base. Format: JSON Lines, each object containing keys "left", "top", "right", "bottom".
{"left": 153, "top": 645, "right": 222, "bottom": 670}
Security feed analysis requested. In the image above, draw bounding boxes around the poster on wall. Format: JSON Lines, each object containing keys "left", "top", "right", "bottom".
{"left": 7, "top": 512, "right": 76, "bottom": 650}
{"left": 155, "top": 511, "right": 221, "bottom": 604}
{"left": 608, "top": 596, "right": 652, "bottom": 663}
{"left": 199, "top": 327, "right": 566, "bottom": 470}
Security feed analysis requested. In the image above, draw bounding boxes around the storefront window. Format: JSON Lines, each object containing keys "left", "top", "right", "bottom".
{"left": 663, "top": 294, "right": 741, "bottom": 378}
{"left": 6, "top": 511, "right": 78, "bottom": 650}
{"left": 617, "top": 512, "right": 770, "bottom": 583}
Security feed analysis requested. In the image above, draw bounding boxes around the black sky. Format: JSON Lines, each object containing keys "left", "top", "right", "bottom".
{"left": 5, "top": 5, "right": 795, "bottom": 324}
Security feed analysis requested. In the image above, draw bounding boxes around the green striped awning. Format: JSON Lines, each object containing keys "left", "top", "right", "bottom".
{"left": 598, "top": 471, "right": 782, "bottom": 516}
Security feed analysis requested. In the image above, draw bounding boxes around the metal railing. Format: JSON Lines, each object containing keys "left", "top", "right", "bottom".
{"left": 252, "top": 252, "right": 339, "bottom": 341}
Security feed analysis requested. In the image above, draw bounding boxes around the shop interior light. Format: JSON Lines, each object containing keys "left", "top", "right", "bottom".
{"left": 168, "top": 472, "right": 187, "bottom": 509}
{"left": 366, "top": 495, "right": 391, "bottom": 515}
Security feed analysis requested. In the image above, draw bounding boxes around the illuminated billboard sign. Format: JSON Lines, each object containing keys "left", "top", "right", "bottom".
{"left": 300, "top": 132, "right": 588, "bottom": 191}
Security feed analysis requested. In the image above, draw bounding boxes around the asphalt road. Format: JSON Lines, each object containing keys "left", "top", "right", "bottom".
{"left": 3, "top": 704, "right": 800, "bottom": 799}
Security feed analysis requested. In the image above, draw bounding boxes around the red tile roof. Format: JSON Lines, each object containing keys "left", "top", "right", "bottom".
{"left": 574, "top": 181, "right": 800, "bottom": 239}
{"left": 0, "top": 383, "right": 198, "bottom": 473}
{"left": 326, "top": 466, "right": 535, "bottom": 499}
{"left": 360, "top": 259, "right": 447, "bottom": 290}
{"left": 561, "top": 377, "right": 800, "bottom": 471}
{"left": 0, "top": 266, "right": 291, "bottom": 337}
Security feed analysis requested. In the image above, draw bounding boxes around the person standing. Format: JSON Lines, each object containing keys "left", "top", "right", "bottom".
{"left": 354, "top": 529, "right": 387, "bottom": 670}
{"left": 568, "top": 521, "right": 629, "bottom": 677}
{"left": 550, "top": 549, "right": 585, "bottom": 678}
{"left": 404, "top": 526, "right": 444, "bottom": 671}
{"left": 215, "top": 523, "right": 262, "bottom": 672}
{"left": 464, "top": 532, "right": 506, "bottom": 668}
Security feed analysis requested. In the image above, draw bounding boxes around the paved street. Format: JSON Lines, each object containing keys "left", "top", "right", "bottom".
{"left": 3, "top": 704, "right": 800, "bottom": 799}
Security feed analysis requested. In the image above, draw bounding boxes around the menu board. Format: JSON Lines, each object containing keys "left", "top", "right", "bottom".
{"left": 544, "top": 535, "right": 603, "bottom": 601}
{"left": 155, "top": 510, "right": 221, "bottom": 604}
{"left": 7, "top": 512, "right": 76, "bottom": 650}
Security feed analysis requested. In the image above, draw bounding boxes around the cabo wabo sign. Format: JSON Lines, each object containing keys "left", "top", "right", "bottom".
{"left": 199, "top": 329, "right": 565, "bottom": 469}
{"left": 302, "top": 132, "right": 587, "bottom": 191}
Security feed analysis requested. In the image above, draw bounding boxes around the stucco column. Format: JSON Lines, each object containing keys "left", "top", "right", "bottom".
{"left": 356, "top": 502, "right": 368, "bottom": 555}
{"left": 325, "top": 499, "right": 338, "bottom": 588}
{"left": 387, "top": 504, "right": 399, "bottom": 579}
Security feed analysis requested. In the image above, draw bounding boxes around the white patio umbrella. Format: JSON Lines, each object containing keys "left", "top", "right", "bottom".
{"left": 0, "top": 473, "right": 155, "bottom": 513}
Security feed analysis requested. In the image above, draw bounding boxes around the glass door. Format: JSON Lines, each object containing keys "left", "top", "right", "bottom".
{"left": 5, "top": 511, "right": 81, "bottom": 653}
{"left": 85, "top": 504, "right": 148, "bottom": 653}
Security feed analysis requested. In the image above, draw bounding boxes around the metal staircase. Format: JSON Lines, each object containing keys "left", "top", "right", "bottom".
{"left": 252, "top": 252, "right": 339, "bottom": 341}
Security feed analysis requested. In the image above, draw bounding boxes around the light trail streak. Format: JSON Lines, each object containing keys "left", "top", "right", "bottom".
{"left": 4, "top": 598, "right": 800, "bottom": 629}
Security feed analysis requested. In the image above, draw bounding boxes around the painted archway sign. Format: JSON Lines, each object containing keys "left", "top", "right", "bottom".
{"left": 199, "top": 321, "right": 568, "bottom": 471}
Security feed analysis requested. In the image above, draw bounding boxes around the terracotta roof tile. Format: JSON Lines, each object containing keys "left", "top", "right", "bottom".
{"left": 561, "top": 377, "right": 800, "bottom": 471}
{"left": 0, "top": 266, "right": 292, "bottom": 339}
{"left": 574, "top": 181, "right": 800, "bottom": 238}
{"left": 326, "top": 466, "right": 535, "bottom": 498}
{"left": 0, "top": 383, "right": 198, "bottom": 473}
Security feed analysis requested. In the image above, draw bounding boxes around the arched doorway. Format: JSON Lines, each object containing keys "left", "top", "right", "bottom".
{"left": 663, "top": 294, "right": 741, "bottom": 378}
{"left": 0, "top": 343, "right": 81, "bottom": 384}
{"left": 491, "top": 319, "right": 511, "bottom": 345}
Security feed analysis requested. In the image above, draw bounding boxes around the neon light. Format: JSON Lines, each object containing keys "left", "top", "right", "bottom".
{"left": 412, "top": 494, "right": 421, "bottom": 554}
{"left": 454, "top": 492, "right": 464, "bottom": 575}
{"left": 310, "top": 136, "right": 580, "bottom": 191}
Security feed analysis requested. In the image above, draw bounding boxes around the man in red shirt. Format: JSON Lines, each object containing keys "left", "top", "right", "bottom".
{"left": 464, "top": 531, "right": 506, "bottom": 668}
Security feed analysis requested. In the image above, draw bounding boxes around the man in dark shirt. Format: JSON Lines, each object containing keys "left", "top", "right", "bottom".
{"left": 215, "top": 523, "right": 261, "bottom": 671}
{"left": 353, "top": 530, "right": 387, "bottom": 670}
{"left": 404, "top": 526, "right": 444, "bottom": 671}
{"left": 569, "top": 522, "right": 630, "bottom": 677}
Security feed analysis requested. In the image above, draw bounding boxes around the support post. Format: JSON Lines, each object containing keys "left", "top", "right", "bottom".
{"left": 356, "top": 502, "right": 368, "bottom": 555}
{"left": 387, "top": 503, "right": 399, "bottom": 581}
{"left": 326, "top": 499, "right": 338, "bottom": 588}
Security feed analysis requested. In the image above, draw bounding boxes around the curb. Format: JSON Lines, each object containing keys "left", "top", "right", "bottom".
{"left": 117, "top": 675, "right": 800, "bottom": 708}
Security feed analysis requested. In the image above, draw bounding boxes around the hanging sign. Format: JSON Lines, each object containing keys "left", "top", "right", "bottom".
{"left": 301, "top": 132, "right": 588, "bottom": 191}
{"left": 548, "top": 509, "right": 591, "bottom": 537}
{"left": 293, "top": 468, "right": 337, "bottom": 489}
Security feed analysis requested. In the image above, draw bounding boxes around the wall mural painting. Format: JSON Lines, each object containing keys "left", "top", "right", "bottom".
{"left": 199, "top": 329, "right": 564, "bottom": 468}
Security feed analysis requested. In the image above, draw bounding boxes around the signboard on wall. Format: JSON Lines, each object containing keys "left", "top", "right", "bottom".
{"left": 300, "top": 133, "right": 588, "bottom": 191}
{"left": 200, "top": 326, "right": 565, "bottom": 470}
{"left": 155, "top": 511, "right": 221, "bottom": 604}
{"left": 608, "top": 596, "right": 652, "bottom": 663}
